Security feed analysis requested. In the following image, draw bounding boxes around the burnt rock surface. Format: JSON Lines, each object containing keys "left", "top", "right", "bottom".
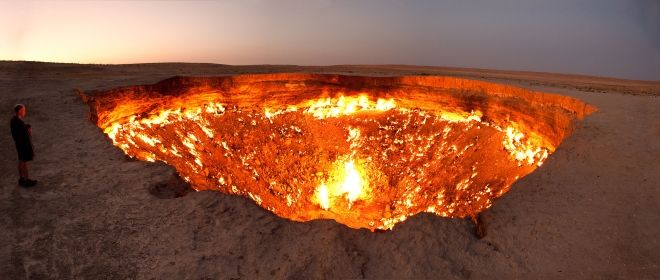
{"left": 81, "top": 74, "right": 595, "bottom": 230}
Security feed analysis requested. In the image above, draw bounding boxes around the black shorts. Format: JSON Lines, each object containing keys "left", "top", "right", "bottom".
{"left": 15, "top": 142, "right": 34, "bottom": 162}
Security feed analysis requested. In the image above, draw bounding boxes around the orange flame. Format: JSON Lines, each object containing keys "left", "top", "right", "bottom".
{"left": 314, "top": 158, "right": 370, "bottom": 210}
{"left": 304, "top": 95, "right": 396, "bottom": 119}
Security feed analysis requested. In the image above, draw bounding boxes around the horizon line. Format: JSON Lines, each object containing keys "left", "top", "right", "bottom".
{"left": 2, "top": 59, "right": 658, "bottom": 83}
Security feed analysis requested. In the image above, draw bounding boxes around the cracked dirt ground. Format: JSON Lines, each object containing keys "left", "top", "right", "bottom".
{"left": 1, "top": 62, "right": 658, "bottom": 279}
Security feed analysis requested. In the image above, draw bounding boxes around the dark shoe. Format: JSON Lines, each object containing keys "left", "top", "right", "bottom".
{"left": 24, "top": 179, "right": 38, "bottom": 187}
{"left": 19, "top": 178, "right": 37, "bottom": 188}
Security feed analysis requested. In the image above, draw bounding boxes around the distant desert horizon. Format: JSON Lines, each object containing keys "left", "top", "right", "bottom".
{"left": 3, "top": 60, "right": 660, "bottom": 82}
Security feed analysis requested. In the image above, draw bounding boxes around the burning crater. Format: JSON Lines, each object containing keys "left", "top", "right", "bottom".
{"left": 80, "top": 74, "right": 595, "bottom": 230}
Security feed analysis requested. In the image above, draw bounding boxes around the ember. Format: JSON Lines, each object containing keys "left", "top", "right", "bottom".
{"left": 81, "top": 74, "right": 595, "bottom": 230}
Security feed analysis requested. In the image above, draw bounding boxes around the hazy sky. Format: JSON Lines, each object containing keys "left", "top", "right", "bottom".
{"left": 1, "top": 0, "right": 659, "bottom": 80}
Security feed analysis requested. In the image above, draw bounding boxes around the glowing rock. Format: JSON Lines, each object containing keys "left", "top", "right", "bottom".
{"left": 80, "top": 74, "right": 595, "bottom": 230}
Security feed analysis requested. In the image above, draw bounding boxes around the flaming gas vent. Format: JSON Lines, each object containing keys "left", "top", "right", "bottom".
{"left": 80, "top": 74, "right": 595, "bottom": 230}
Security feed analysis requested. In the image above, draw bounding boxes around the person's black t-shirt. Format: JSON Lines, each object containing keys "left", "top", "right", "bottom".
{"left": 10, "top": 116, "right": 34, "bottom": 161}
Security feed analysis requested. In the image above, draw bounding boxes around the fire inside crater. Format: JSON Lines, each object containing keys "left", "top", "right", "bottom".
{"left": 81, "top": 74, "right": 595, "bottom": 230}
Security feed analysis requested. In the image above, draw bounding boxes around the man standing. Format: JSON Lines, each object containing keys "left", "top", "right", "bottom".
{"left": 10, "top": 104, "right": 37, "bottom": 187}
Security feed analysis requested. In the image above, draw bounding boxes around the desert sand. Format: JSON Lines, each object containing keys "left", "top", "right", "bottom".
{"left": 1, "top": 61, "right": 658, "bottom": 279}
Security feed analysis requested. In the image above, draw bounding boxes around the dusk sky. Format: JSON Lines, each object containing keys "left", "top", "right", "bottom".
{"left": 1, "top": 0, "right": 658, "bottom": 80}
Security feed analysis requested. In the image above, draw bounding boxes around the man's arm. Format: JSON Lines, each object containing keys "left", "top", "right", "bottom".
{"left": 10, "top": 119, "right": 30, "bottom": 143}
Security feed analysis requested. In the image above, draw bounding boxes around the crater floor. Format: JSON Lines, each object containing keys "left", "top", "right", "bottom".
{"left": 82, "top": 74, "right": 592, "bottom": 230}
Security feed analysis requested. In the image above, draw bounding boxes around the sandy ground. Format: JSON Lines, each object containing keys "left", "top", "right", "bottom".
{"left": 0, "top": 61, "right": 658, "bottom": 279}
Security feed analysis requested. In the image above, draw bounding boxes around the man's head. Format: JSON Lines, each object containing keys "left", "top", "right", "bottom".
{"left": 14, "top": 104, "right": 26, "bottom": 118}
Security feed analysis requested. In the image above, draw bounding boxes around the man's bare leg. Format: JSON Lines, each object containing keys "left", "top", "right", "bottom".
{"left": 18, "top": 161, "right": 36, "bottom": 186}
{"left": 18, "top": 161, "right": 27, "bottom": 179}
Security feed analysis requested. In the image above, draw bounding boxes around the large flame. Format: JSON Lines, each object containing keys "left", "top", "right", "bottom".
{"left": 314, "top": 158, "right": 369, "bottom": 211}
{"left": 340, "top": 160, "right": 364, "bottom": 203}
{"left": 304, "top": 95, "right": 396, "bottom": 119}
